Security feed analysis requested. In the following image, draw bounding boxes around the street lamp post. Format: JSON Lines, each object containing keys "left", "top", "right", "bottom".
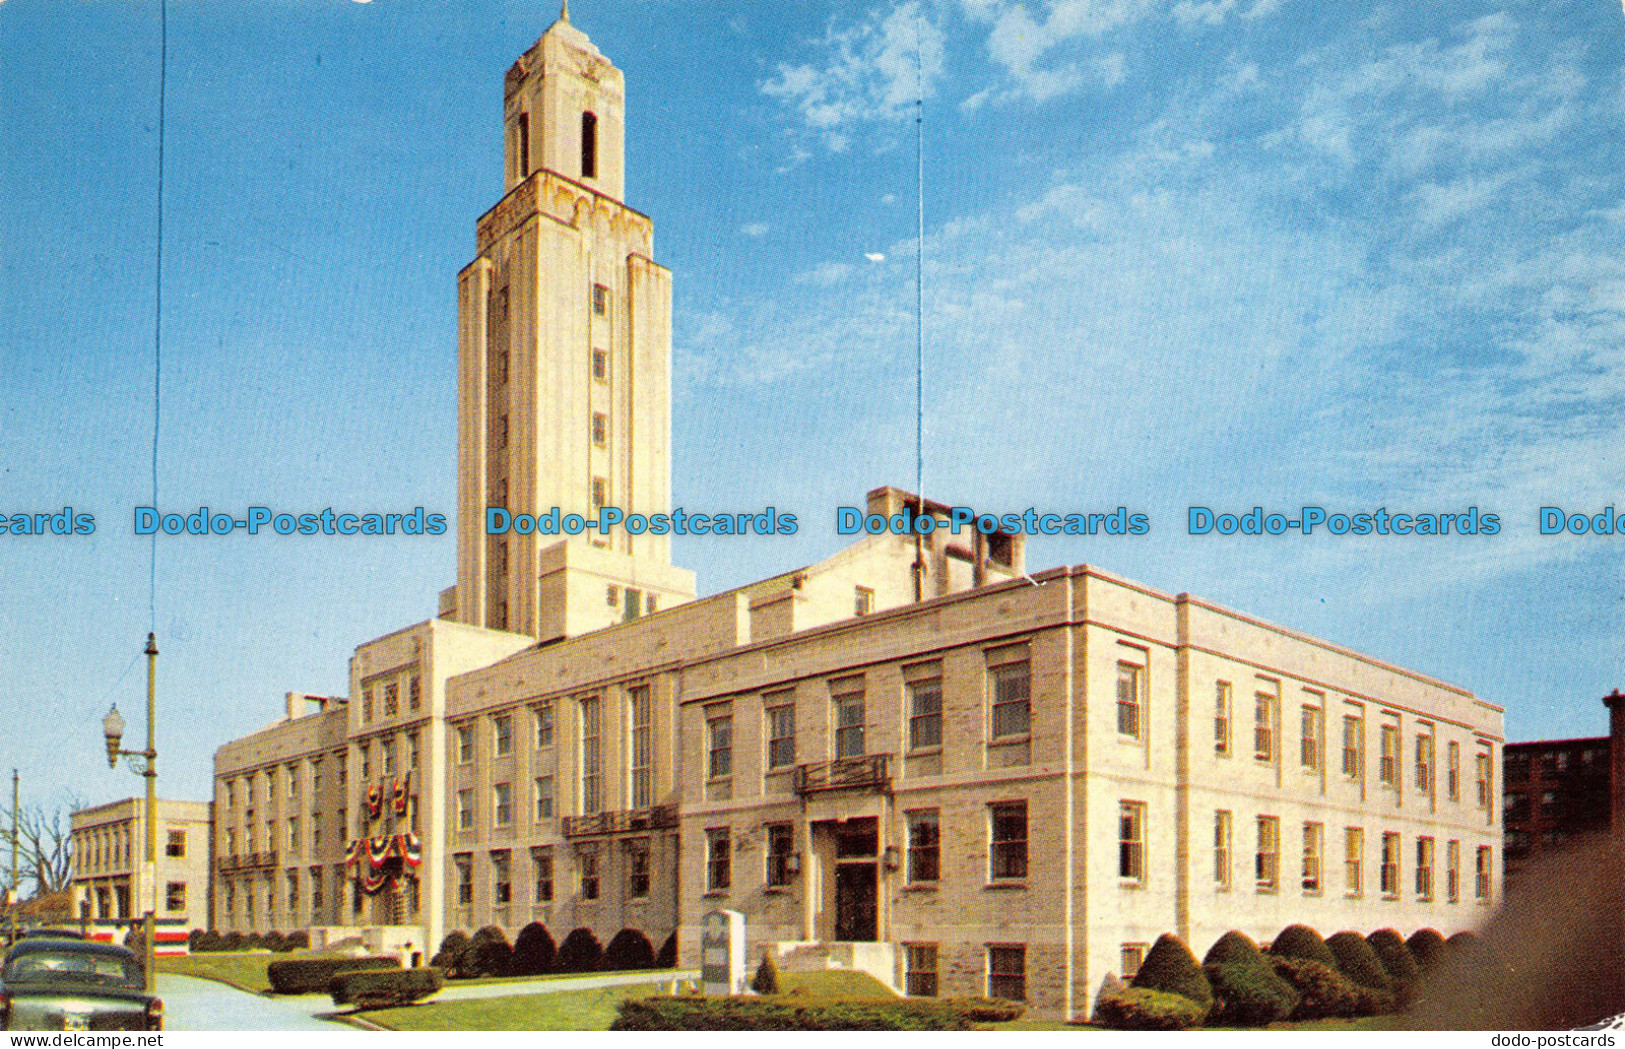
{"left": 103, "top": 633, "right": 159, "bottom": 993}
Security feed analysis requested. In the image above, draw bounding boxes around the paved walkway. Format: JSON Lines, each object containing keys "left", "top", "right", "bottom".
{"left": 157, "top": 969, "right": 701, "bottom": 1030}
{"left": 435, "top": 969, "right": 699, "bottom": 1003}
{"left": 157, "top": 973, "right": 342, "bottom": 1032}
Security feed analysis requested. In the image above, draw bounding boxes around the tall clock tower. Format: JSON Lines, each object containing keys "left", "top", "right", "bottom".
{"left": 452, "top": 7, "right": 695, "bottom": 641}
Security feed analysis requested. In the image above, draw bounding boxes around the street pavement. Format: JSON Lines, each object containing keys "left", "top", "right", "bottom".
{"left": 157, "top": 969, "right": 701, "bottom": 1030}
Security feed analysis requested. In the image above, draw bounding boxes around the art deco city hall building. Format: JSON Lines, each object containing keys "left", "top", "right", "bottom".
{"left": 211, "top": 11, "right": 1504, "bottom": 1019}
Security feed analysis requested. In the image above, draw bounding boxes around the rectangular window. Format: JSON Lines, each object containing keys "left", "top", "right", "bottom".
{"left": 988, "top": 945, "right": 1026, "bottom": 1002}
{"left": 534, "top": 704, "right": 554, "bottom": 748}
{"left": 166, "top": 831, "right": 186, "bottom": 858}
{"left": 628, "top": 841, "right": 651, "bottom": 898}
{"left": 707, "top": 710, "right": 733, "bottom": 779}
{"left": 707, "top": 828, "right": 731, "bottom": 892}
{"left": 990, "top": 801, "right": 1028, "bottom": 881}
{"left": 1301, "top": 705, "right": 1321, "bottom": 770}
{"left": 492, "top": 850, "right": 512, "bottom": 905}
{"left": 1416, "top": 836, "right": 1435, "bottom": 901}
{"left": 833, "top": 678, "right": 866, "bottom": 758}
{"left": 362, "top": 690, "right": 374, "bottom": 723}
{"left": 165, "top": 882, "right": 186, "bottom": 912}
{"left": 580, "top": 695, "right": 602, "bottom": 815}
{"left": 591, "top": 412, "right": 608, "bottom": 448}
{"left": 534, "top": 776, "right": 554, "bottom": 820}
{"left": 1116, "top": 662, "right": 1143, "bottom": 739}
{"left": 384, "top": 682, "right": 399, "bottom": 718}
{"left": 906, "top": 664, "right": 943, "bottom": 750}
{"left": 907, "top": 810, "right": 940, "bottom": 884}
{"left": 1119, "top": 801, "right": 1147, "bottom": 883}
{"left": 1475, "top": 845, "right": 1492, "bottom": 900}
{"left": 408, "top": 732, "right": 420, "bottom": 771}
{"left": 457, "top": 788, "right": 474, "bottom": 831}
{"left": 592, "top": 283, "right": 609, "bottom": 315}
{"left": 288, "top": 818, "right": 300, "bottom": 851}
{"left": 493, "top": 782, "right": 513, "bottom": 827}
{"left": 1448, "top": 741, "right": 1461, "bottom": 801}
{"left": 310, "top": 868, "right": 324, "bottom": 913}
{"left": 990, "top": 657, "right": 1033, "bottom": 740}
{"left": 382, "top": 739, "right": 396, "bottom": 776}
{"left": 630, "top": 685, "right": 652, "bottom": 809}
{"left": 311, "top": 815, "right": 322, "bottom": 853}
{"left": 1255, "top": 692, "right": 1277, "bottom": 762}
{"left": 591, "top": 477, "right": 607, "bottom": 510}
{"left": 905, "top": 944, "right": 939, "bottom": 998}
{"left": 592, "top": 349, "right": 609, "bottom": 381}
{"left": 1447, "top": 839, "right": 1461, "bottom": 903}
{"left": 1381, "top": 832, "right": 1401, "bottom": 897}
{"left": 1416, "top": 732, "right": 1434, "bottom": 793}
{"left": 1120, "top": 943, "right": 1148, "bottom": 981}
{"left": 1345, "top": 828, "right": 1364, "bottom": 896}
{"left": 1214, "top": 810, "right": 1232, "bottom": 889}
{"left": 580, "top": 852, "right": 600, "bottom": 900}
{"left": 1215, "top": 682, "right": 1232, "bottom": 756}
{"left": 457, "top": 724, "right": 474, "bottom": 764}
{"left": 854, "top": 586, "right": 874, "bottom": 616}
{"left": 766, "top": 823, "right": 795, "bottom": 888}
{"left": 1477, "top": 750, "right": 1493, "bottom": 811}
{"left": 494, "top": 714, "right": 513, "bottom": 757}
{"left": 533, "top": 850, "right": 554, "bottom": 902}
{"left": 1302, "top": 822, "right": 1323, "bottom": 893}
{"left": 1343, "top": 714, "right": 1363, "bottom": 777}
{"left": 1256, "top": 815, "right": 1280, "bottom": 890}
{"left": 409, "top": 675, "right": 421, "bottom": 711}
{"left": 1380, "top": 722, "right": 1400, "bottom": 786}
{"left": 766, "top": 700, "right": 796, "bottom": 770}
{"left": 455, "top": 853, "right": 473, "bottom": 906}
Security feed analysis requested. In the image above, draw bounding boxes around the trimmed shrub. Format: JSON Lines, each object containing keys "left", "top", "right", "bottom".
{"left": 614, "top": 996, "right": 1009, "bottom": 1031}
{"left": 1366, "top": 929, "right": 1421, "bottom": 1005}
{"left": 512, "top": 923, "right": 557, "bottom": 976}
{"left": 267, "top": 956, "right": 399, "bottom": 995}
{"left": 466, "top": 925, "right": 514, "bottom": 978}
{"left": 1445, "top": 930, "right": 1478, "bottom": 955}
{"left": 1326, "top": 932, "right": 1392, "bottom": 992}
{"left": 656, "top": 931, "right": 678, "bottom": 968}
{"left": 948, "top": 999, "right": 1024, "bottom": 1023}
{"left": 330, "top": 967, "right": 444, "bottom": 1010}
{"left": 1204, "top": 962, "right": 1298, "bottom": 1027}
{"left": 1270, "top": 956, "right": 1370, "bottom": 1020}
{"left": 557, "top": 927, "right": 605, "bottom": 973}
{"left": 1131, "top": 933, "right": 1213, "bottom": 1011}
{"left": 1269, "top": 924, "right": 1337, "bottom": 968}
{"left": 1406, "top": 928, "right": 1448, "bottom": 974}
{"left": 263, "top": 931, "right": 288, "bottom": 953}
{"left": 284, "top": 930, "right": 310, "bottom": 951}
{"left": 1203, "top": 930, "right": 1269, "bottom": 969}
{"left": 751, "top": 952, "right": 781, "bottom": 995}
{"left": 1092, "top": 988, "right": 1207, "bottom": 1031}
{"left": 221, "top": 931, "right": 246, "bottom": 952}
{"left": 430, "top": 932, "right": 471, "bottom": 980}
{"left": 605, "top": 929, "right": 656, "bottom": 971}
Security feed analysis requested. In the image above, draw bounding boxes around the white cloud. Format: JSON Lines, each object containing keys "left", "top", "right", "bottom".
{"left": 762, "top": 2, "right": 945, "bottom": 148}
{"left": 740, "top": 223, "right": 770, "bottom": 238}
{"left": 795, "top": 261, "right": 855, "bottom": 287}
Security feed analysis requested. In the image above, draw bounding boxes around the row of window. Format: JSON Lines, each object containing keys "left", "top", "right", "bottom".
{"left": 1210, "top": 682, "right": 1494, "bottom": 805}
{"left": 220, "top": 867, "right": 419, "bottom": 925}
{"left": 451, "top": 842, "right": 653, "bottom": 907}
{"left": 1113, "top": 802, "right": 1494, "bottom": 902}
{"left": 75, "top": 828, "right": 186, "bottom": 872}
{"left": 704, "top": 646, "right": 1031, "bottom": 781}
{"left": 359, "top": 674, "right": 422, "bottom": 724}
{"left": 222, "top": 753, "right": 345, "bottom": 812}
{"left": 903, "top": 943, "right": 1027, "bottom": 1002}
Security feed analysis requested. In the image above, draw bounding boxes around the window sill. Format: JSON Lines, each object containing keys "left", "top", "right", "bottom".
{"left": 902, "top": 882, "right": 939, "bottom": 893}
{"left": 1255, "top": 886, "right": 1278, "bottom": 895}
{"left": 1119, "top": 879, "right": 1146, "bottom": 890}
{"left": 763, "top": 886, "right": 794, "bottom": 896}
{"left": 990, "top": 735, "right": 1031, "bottom": 747}
{"left": 703, "top": 890, "right": 730, "bottom": 899}
{"left": 984, "top": 881, "right": 1028, "bottom": 891}
{"left": 907, "top": 745, "right": 944, "bottom": 757}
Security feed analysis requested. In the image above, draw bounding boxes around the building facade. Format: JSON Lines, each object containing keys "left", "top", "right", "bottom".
{"left": 206, "top": 7, "right": 1506, "bottom": 1022}
{"left": 70, "top": 798, "right": 212, "bottom": 943}
{"left": 1502, "top": 689, "right": 1625, "bottom": 882}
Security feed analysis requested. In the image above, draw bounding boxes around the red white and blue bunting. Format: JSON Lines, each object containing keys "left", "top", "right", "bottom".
{"left": 344, "top": 833, "right": 422, "bottom": 894}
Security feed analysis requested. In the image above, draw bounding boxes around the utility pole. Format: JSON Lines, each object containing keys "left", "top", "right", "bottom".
{"left": 9, "top": 768, "right": 18, "bottom": 945}
{"left": 142, "top": 633, "right": 158, "bottom": 993}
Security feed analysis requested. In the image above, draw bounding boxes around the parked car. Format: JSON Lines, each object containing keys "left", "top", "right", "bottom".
{"left": 22, "top": 929, "right": 85, "bottom": 941}
{"left": 0, "top": 940, "right": 161, "bottom": 1031}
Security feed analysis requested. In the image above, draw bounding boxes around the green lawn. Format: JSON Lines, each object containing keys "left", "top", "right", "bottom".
{"left": 454, "top": 967, "right": 681, "bottom": 988}
{"left": 363, "top": 983, "right": 662, "bottom": 1031}
{"left": 156, "top": 949, "right": 358, "bottom": 994}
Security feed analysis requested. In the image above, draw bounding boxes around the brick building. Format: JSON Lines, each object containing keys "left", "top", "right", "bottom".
{"left": 1502, "top": 689, "right": 1625, "bottom": 882}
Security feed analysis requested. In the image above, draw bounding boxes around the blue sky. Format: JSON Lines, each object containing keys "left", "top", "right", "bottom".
{"left": 2, "top": 0, "right": 1623, "bottom": 815}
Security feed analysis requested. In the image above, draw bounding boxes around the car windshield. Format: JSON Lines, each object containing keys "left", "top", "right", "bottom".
{"left": 3, "top": 950, "right": 143, "bottom": 989}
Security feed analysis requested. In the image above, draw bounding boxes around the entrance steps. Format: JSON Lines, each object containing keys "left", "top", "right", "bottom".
{"left": 770, "top": 940, "right": 899, "bottom": 994}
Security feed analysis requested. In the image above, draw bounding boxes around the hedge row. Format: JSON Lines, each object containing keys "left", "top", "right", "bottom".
{"left": 330, "top": 967, "right": 444, "bottom": 1010}
{"left": 612, "top": 996, "right": 1022, "bottom": 1031}
{"left": 431, "top": 924, "right": 676, "bottom": 979}
{"left": 267, "top": 956, "right": 399, "bottom": 995}
{"left": 1091, "top": 925, "right": 1476, "bottom": 1029}
{"left": 185, "top": 929, "right": 309, "bottom": 954}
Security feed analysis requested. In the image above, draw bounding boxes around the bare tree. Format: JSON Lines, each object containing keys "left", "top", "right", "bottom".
{"left": 16, "top": 800, "right": 80, "bottom": 898}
